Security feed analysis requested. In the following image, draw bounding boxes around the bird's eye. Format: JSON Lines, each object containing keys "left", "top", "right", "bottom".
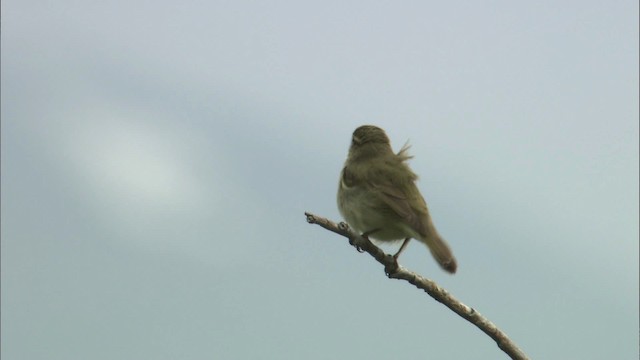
{"left": 352, "top": 136, "right": 362, "bottom": 145}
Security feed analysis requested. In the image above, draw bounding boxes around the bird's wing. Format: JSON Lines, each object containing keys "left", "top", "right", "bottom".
{"left": 340, "top": 165, "right": 358, "bottom": 188}
{"left": 367, "top": 160, "right": 430, "bottom": 237}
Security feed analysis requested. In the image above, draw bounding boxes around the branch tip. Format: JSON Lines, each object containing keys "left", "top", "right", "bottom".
{"left": 305, "top": 213, "right": 316, "bottom": 224}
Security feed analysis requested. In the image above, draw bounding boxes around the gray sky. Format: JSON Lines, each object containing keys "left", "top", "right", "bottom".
{"left": 2, "top": 1, "right": 638, "bottom": 359}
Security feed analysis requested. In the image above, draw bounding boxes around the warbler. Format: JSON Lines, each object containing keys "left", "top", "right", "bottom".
{"left": 337, "top": 125, "right": 457, "bottom": 273}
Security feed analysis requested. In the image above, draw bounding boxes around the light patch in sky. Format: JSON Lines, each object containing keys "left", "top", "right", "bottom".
{"left": 60, "top": 105, "right": 203, "bottom": 213}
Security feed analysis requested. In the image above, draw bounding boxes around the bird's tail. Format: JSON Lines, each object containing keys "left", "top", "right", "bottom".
{"left": 422, "top": 233, "right": 457, "bottom": 274}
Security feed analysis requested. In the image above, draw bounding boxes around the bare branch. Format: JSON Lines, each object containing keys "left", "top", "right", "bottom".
{"left": 305, "top": 211, "right": 529, "bottom": 360}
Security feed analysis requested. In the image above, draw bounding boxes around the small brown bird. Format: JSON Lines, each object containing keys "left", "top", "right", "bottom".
{"left": 337, "top": 125, "right": 457, "bottom": 273}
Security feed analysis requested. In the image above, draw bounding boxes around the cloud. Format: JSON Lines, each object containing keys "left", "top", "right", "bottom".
{"left": 60, "top": 106, "right": 203, "bottom": 212}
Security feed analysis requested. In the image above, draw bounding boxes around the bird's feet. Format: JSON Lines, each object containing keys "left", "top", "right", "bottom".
{"left": 392, "top": 238, "right": 411, "bottom": 260}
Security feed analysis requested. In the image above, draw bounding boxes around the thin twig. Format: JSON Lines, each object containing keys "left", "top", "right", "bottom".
{"left": 305, "top": 211, "right": 529, "bottom": 360}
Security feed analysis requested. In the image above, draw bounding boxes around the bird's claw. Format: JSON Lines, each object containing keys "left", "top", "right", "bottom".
{"left": 348, "top": 237, "right": 366, "bottom": 253}
{"left": 384, "top": 254, "right": 399, "bottom": 277}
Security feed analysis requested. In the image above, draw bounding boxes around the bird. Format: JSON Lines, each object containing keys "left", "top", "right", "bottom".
{"left": 337, "top": 125, "right": 457, "bottom": 273}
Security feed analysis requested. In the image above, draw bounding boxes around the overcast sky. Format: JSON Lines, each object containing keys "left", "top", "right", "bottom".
{"left": 2, "top": 1, "right": 638, "bottom": 359}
